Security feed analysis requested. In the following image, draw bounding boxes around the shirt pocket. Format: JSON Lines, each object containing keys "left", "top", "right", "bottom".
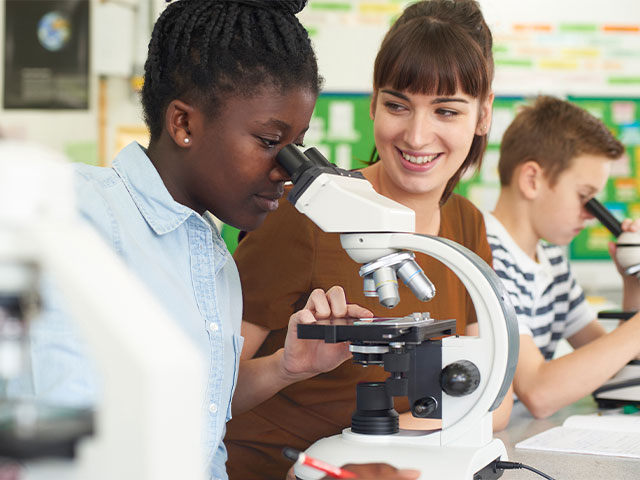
{"left": 226, "top": 333, "right": 245, "bottom": 422}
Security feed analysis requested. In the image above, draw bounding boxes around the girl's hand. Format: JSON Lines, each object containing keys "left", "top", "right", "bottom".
{"left": 280, "top": 286, "right": 372, "bottom": 381}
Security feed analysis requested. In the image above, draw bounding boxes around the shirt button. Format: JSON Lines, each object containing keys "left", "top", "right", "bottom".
{"left": 208, "top": 322, "right": 219, "bottom": 332}
{"left": 209, "top": 403, "right": 218, "bottom": 414}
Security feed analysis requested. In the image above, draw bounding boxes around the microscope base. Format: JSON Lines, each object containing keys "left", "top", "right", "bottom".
{"left": 593, "top": 361, "right": 640, "bottom": 408}
{"left": 294, "top": 429, "right": 507, "bottom": 479}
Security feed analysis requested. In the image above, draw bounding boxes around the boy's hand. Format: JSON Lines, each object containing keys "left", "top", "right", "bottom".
{"left": 609, "top": 218, "right": 640, "bottom": 275}
{"left": 611, "top": 218, "right": 640, "bottom": 311}
{"left": 280, "top": 286, "right": 373, "bottom": 381}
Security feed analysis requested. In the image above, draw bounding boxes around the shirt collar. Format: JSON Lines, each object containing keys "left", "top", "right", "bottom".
{"left": 112, "top": 142, "right": 194, "bottom": 235}
{"left": 484, "top": 212, "right": 550, "bottom": 274}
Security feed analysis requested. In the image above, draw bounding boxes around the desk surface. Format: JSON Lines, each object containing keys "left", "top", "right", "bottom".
{"left": 496, "top": 397, "right": 640, "bottom": 479}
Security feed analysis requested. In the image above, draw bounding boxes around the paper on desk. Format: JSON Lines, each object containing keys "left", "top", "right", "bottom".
{"left": 515, "top": 413, "right": 640, "bottom": 458}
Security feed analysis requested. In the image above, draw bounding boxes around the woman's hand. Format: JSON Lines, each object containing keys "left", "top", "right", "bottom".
{"left": 280, "top": 286, "right": 372, "bottom": 381}
{"left": 609, "top": 217, "right": 640, "bottom": 274}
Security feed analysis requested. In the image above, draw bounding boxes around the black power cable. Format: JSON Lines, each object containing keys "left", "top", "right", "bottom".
{"left": 494, "top": 460, "right": 556, "bottom": 480}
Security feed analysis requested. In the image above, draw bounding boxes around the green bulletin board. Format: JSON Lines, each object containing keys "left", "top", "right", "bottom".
{"left": 306, "top": 93, "right": 374, "bottom": 170}
{"left": 568, "top": 97, "right": 640, "bottom": 260}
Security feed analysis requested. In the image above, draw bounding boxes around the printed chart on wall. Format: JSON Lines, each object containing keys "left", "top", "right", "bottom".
{"left": 489, "top": 13, "right": 640, "bottom": 95}
{"left": 3, "top": 0, "right": 89, "bottom": 109}
{"left": 569, "top": 97, "right": 640, "bottom": 260}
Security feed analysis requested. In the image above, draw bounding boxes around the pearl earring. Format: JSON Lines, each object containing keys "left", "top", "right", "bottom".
{"left": 184, "top": 137, "right": 190, "bottom": 144}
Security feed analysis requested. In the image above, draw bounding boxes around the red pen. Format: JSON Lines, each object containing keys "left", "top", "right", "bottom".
{"left": 282, "top": 446, "right": 358, "bottom": 479}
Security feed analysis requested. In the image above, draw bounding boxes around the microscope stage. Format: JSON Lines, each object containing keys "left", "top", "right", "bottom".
{"left": 297, "top": 314, "right": 456, "bottom": 344}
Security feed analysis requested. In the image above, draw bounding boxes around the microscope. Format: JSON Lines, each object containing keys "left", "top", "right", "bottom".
{"left": 585, "top": 198, "right": 640, "bottom": 277}
{"left": 0, "top": 140, "right": 206, "bottom": 480}
{"left": 584, "top": 198, "right": 640, "bottom": 408}
{"left": 276, "top": 145, "right": 520, "bottom": 479}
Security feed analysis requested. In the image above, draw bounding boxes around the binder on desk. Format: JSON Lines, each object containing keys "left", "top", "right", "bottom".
{"left": 516, "top": 414, "right": 640, "bottom": 458}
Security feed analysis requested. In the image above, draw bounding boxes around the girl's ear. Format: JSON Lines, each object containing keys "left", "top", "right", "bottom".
{"left": 165, "top": 100, "right": 195, "bottom": 148}
{"left": 518, "top": 160, "right": 545, "bottom": 200}
{"left": 369, "top": 91, "right": 378, "bottom": 121}
{"left": 475, "top": 92, "right": 494, "bottom": 136}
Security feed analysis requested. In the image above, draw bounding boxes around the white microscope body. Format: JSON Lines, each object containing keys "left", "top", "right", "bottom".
{"left": 0, "top": 141, "right": 206, "bottom": 480}
{"left": 276, "top": 145, "right": 519, "bottom": 479}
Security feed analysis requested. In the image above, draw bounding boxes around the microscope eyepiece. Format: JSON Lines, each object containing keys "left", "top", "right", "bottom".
{"left": 303, "top": 147, "right": 333, "bottom": 168}
{"left": 276, "top": 144, "right": 311, "bottom": 183}
{"left": 585, "top": 198, "right": 623, "bottom": 237}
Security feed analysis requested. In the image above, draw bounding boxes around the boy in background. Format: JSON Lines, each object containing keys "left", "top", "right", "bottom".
{"left": 485, "top": 95, "right": 640, "bottom": 419}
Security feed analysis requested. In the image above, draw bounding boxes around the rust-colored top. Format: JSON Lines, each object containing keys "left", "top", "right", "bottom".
{"left": 225, "top": 192, "right": 492, "bottom": 480}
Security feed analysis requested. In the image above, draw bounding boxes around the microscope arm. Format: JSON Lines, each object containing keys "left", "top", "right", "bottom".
{"left": 277, "top": 145, "right": 519, "bottom": 446}
{"left": 341, "top": 233, "right": 518, "bottom": 444}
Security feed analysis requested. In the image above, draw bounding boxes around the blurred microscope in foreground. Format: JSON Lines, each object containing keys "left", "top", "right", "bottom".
{"left": 0, "top": 140, "right": 205, "bottom": 480}
{"left": 276, "top": 145, "right": 520, "bottom": 480}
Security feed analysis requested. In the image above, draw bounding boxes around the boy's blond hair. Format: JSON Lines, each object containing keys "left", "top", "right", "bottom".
{"left": 498, "top": 96, "right": 625, "bottom": 187}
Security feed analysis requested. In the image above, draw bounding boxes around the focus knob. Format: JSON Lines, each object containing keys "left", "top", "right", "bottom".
{"left": 440, "top": 360, "right": 480, "bottom": 397}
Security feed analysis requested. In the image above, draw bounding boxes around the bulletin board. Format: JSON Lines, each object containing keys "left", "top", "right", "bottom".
{"left": 568, "top": 97, "right": 640, "bottom": 260}
{"left": 304, "top": 93, "right": 374, "bottom": 169}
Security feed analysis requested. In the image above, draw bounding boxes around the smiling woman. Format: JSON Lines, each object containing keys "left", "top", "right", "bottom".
{"left": 224, "top": 1, "right": 512, "bottom": 479}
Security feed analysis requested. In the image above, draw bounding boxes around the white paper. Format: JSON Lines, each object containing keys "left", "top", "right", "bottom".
{"left": 516, "top": 414, "right": 640, "bottom": 458}
{"left": 563, "top": 413, "right": 640, "bottom": 432}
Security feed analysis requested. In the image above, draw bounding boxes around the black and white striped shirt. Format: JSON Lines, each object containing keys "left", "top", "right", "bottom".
{"left": 484, "top": 213, "right": 594, "bottom": 359}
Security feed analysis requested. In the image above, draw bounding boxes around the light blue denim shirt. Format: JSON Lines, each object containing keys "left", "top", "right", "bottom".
{"left": 8, "top": 142, "right": 243, "bottom": 479}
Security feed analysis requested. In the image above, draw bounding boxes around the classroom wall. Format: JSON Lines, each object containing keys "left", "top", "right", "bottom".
{"left": 0, "top": 0, "right": 150, "bottom": 163}
{"left": 299, "top": 0, "right": 640, "bottom": 95}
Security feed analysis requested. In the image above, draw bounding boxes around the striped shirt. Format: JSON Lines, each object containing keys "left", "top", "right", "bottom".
{"left": 484, "top": 212, "right": 594, "bottom": 360}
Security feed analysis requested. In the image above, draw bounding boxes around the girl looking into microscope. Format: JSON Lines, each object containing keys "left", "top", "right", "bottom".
{"left": 6, "top": 1, "right": 392, "bottom": 479}
{"left": 224, "top": 1, "right": 512, "bottom": 479}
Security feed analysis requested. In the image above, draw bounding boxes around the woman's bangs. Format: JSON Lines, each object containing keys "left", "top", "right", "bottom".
{"left": 377, "top": 22, "right": 489, "bottom": 98}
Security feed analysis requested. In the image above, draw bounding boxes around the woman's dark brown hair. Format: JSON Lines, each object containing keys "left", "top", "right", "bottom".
{"left": 142, "top": 0, "right": 321, "bottom": 142}
{"left": 369, "top": 0, "right": 493, "bottom": 205}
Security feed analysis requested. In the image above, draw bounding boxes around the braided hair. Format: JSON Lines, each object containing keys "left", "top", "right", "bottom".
{"left": 142, "top": 0, "right": 321, "bottom": 141}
